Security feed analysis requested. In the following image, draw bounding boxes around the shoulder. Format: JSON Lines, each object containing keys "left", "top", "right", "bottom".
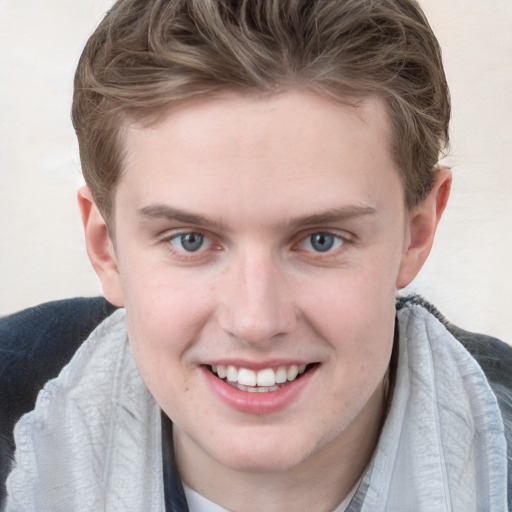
{"left": 397, "top": 294, "right": 512, "bottom": 506}
{"left": 0, "top": 297, "right": 117, "bottom": 506}
{"left": 396, "top": 294, "right": 512, "bottom": 392}
{"left": 0, "top": 297, "right": 118, "bottom": 409}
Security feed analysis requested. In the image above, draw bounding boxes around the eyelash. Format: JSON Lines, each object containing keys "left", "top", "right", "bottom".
{"left": 291, "top": 230, "right": 353, "bottom": 263}
{"left": 162, "top": 231, "right": 217, "bottom": 263}
{"left": 296, "top": 232, "right": 345, "bottom": 253}
{"left": 161, "top": 229, "right": 352, "bottom": 263}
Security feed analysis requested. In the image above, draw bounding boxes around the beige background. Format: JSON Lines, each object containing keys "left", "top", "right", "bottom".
{"left": 1, "top": 1, "right": 511, "bottom": 342}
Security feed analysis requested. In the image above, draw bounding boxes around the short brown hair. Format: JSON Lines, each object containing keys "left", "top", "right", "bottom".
{"left": 72, "top": 0, "right": 450, "bottom": 220}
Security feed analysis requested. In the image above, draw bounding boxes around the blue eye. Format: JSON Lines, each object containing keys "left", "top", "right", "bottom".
{"left": 300, "top": 232, "right": 344, "bottom": 253}
{"left": 310, "top": 233, "right": 335, "bottom": 252}
{"left": 170, "top": 232, "right": 209, "bottom": 252}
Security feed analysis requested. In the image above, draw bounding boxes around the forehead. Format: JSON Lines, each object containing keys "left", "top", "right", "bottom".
{"left": 116, "top": 90, "right": 403, "bottom": 226}
{"left": 124, "top": 90, "right": 392, "bottom": 161}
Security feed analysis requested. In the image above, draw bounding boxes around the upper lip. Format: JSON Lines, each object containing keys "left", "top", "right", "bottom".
{"left": 203, "top": 359, "right": 314, "bottom": 370}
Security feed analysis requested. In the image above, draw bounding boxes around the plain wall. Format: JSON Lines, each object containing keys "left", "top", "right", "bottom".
{"left": 1, "top": 1, "right": 511, "bottom": 342}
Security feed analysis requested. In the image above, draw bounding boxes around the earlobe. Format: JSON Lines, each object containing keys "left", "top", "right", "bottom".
{"left": 77, "top": 186, "right": 125, "bottom": 306}
{"left": 396, "top": 166, "right": 452, "bottom": 288}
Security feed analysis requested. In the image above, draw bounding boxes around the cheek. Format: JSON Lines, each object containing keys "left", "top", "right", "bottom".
{"left": 121, "top": 254, "right": 211, "bottom": 328}
{"left": 297, "top": 257, "right": 397, "bottom": 381}
{"left": 124, "top": 300, "right": 199, "bottom": 418}
{"left": 120, "top": 266, "right": 214, "bottom": 393}
{"left": 300, "top": 252, "right": 398, "bottom": 330}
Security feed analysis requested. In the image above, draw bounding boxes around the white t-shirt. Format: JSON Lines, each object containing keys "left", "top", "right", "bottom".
{"left": 183, "top": 480, "right": 360, "bottom": 512}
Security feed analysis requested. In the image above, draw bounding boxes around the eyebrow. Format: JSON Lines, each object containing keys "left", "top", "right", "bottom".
{"left": 138, "top": 205, "right": 228, "bottom": 230}
{"left": 286, "top": 205, "right": 377, "bottom": 228}
{"left": 138, "top": 203, "right": 376, "bottom": 230}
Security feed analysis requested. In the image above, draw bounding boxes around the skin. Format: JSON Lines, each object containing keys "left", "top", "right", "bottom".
{"left": 79, "top": 90, "right": 451, "bottom": 511}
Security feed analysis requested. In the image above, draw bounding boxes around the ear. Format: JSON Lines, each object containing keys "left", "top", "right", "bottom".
{"left": 77, "top": 185, "right": 125, "bottom": 306}
{"left": 396, "top": 166, "right": 452, "bottom": 288}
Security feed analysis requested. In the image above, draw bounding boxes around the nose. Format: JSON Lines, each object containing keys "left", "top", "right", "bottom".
{"left": 217, "top": 250, "right": 297, "bottom": 345}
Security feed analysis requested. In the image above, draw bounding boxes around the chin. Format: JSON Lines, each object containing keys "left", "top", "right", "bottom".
{"left": 219, "top": 450, "right": 310, "bottom": 474}
{"left": 207, "top": 427, "right": 326, "bottom": 474}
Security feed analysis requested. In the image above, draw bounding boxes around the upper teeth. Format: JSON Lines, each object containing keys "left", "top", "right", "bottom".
{"left": 212, "top": 364, "right": 307, "bottom": 387}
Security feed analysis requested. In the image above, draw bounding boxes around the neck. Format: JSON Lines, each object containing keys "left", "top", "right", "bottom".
{"left": 173, "top": 382, "right": 386, "bottom": 512}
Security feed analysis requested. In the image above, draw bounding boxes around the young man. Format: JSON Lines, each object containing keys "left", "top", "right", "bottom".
{"left": 2, "top": 0, "right": 511, "bottom": 510}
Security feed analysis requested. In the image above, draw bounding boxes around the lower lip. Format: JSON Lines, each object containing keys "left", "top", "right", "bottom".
{"left": 202, "top": 365, "right": 317, "bottom": 414}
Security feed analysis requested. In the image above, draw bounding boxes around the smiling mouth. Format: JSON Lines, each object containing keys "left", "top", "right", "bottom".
{"left": 208, "top": 363, "right": 316, "bottom": 393}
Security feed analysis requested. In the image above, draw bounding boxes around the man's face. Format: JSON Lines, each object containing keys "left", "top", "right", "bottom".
{"left": 109, "top": 91, "right": 410, "bottom": 475}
